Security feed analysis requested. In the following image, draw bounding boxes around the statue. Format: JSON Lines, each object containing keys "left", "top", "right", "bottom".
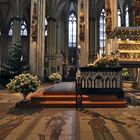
{"left": 106, "top": 12, "right": 112, "bottom": 35}
{"left": 31, "top": 2, "right": 37, "bottom": 42}
{"left": 105, "top": 0, "right": 111, "bottom": 13}
{"left": 133, "top": 0, "right": 140, "bottom": 25}
{"left": 105, "top": 0, "right": 112, "bottom": 35}
{"left": 79, "top": 13, "right": 85, "bottom": 41}
{"left": 79, "top": 1, "right": 85, "bottom": 41}
{"left": 134, "top": 0, "right": 140, "bottom": 16}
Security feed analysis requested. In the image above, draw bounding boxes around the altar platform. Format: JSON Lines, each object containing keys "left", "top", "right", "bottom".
{"left": 15, "top": 82, "right": 127, "bottom": 108}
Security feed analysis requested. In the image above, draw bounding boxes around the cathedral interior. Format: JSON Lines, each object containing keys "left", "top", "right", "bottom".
{"left": 0, "top": 0, "right": 139, "bottom": 82}
{"left": 0, "top": 0, "right": 140, "bottom": 139}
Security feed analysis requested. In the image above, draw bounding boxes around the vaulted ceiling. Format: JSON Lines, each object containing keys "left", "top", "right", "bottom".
{"left": 0, "top": 0, "right": 30, "bottom": 32}
{"left": 0, "top": 0, "right": 130, "bottom": 33}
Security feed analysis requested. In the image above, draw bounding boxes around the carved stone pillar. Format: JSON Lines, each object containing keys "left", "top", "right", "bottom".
{"left": 106, "top": 0, "right": 117, "bottom": 56}
{"left": 57, "top": 19, "right": 68, "bottom": 77}
{"left": 105, "top": 0, "right": 112, "bottom": 36}
{"left": 110, "top": 0, "right": 118, "bottom": 30}
{"left": 47, "top": 17, "right": 57, "bottom": 75}
{"left": 56, "top": 49, "right": 63, "bottom": 76}
{"left": 89, "top": 17, "right": 98, "bottom": 62}
{"left": 37, "top": 0, "right": 46, "bottom": 80}
{"left": 78, "top": 0, "right": 89, "bottom": 67}
{"left": 30, "top": 0, "right": 46, "bottom": 80}
{"left": 12, "top": 19, "right": 21, "bottom": 44}
{"left": 89, "top": 18, "right": 94, "bottom": 63}
{"left": 10, "top": 0, "right": 23, "bottom": 45}
{"left": 0, "top": 29, "right": 8, "bottom": 62}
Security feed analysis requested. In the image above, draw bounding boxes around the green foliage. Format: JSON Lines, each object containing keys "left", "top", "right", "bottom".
{"left": 122, "top": 68, "right": 129, "bottom": 80}
{"left": 2, "top": 43, "right": 29, "bottom": 78}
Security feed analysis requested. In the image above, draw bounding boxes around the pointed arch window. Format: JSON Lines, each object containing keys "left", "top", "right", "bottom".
{"left": 0, "top": 22, "right": 1, "bottom": 36}
{"left": 21, "top": 21, "right": 28, "bottom": 36}
{"left": 8, "top": 20, "right": 28, "bottom": 36}
{"left": 68, "top": 13, "right": 77, "bottom": 64}
{"left": 69, "top": 13, "right": 76, "bottom": 48}
{"left": 125, "top": 6, "right": 129, "bottom": 27}
{"left": 45, "top": 18, "right": 48, "bottom": 36}
{"left": 0, "top": 27, "right": 1, "bottom": 36}
{"left": 8, "top": 21, "right": 13, "bottom": 36}
{"left": 99, "top": 9, "right": 106, "bottom": 56}
{"left": 118, "top": 9, "right": 121, "bottom": 27}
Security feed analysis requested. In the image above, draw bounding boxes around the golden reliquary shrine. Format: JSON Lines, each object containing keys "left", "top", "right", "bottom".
{"left": 117, "top": 40, "right": 140, "bottom": 61}
{"left": 108, "top": 27, "right": 140, "bottom": 67}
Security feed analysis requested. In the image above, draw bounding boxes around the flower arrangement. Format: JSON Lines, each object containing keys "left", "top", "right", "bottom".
{"left": 6, "top": 73, "right": 41, "bottom": 100}
{"left": 122, "top": 68, "right": 129, "bottom": 80}
{"left": 87, "top": 56, "right": 119, "bottom": 68}
{"left": 49, "top": 73, "right": 61, "bottom": 82}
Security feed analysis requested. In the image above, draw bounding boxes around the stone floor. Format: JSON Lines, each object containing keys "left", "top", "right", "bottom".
{"left": 0, "top": 82, "right": 140, "bottom": 140}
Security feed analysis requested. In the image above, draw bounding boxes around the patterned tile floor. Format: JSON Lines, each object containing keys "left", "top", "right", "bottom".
{"left": 0, "top": 82, "right": 140, "bottom": 140}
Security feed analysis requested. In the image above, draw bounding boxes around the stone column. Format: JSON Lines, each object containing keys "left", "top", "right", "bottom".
{"left": 12, "top": 19, "right": 21, "bottom": 44}
{"left": 103, "top": 0, "right": 109, "bottom": 56}
{"left": 57, "top": 19, "right": 66, "bottom": 53}
{"left": 95, "top": 19, "right": 99, "bottom": 59}
{"left": 47, "top": 17, "right": 57, "bottom": 75}
{"left": 10, "top": 0, "right": 22, "bottom": 45}
{"left": 0, "top": 30, "right": 5, "bottom": 72}
{"left": 57, "top": 19, "right": 67, "bottom": 59}
{"left": 105, "top": 0, "right": 112, "bottom": 36}
{"left": 0, "top": 29, "right": 8, "bottom": 62}
{"left": 106, "top": 0, "right": 117, "bottom": 55}
{"left": 89, "top": 17, "right": 99, "bottom": 62}
{"left": 36, "top": 0, "right": 46, "bottom": 80}
{"left": 30, "top": 0, "right": 37, "bottom": 76}
{"left": 110, "top": 0, "right": 117, "bottom": 30}
{"left": 56, "top": 19, "right": 68, "bottom": 77}
{"left": 129, "top": 1, "right": 134, "bottom": 26}
{"left": 89, "top": 17, "right": 94, "bottom": 63}
{"left": 63, "top": 20, "right": 69, "bottom": 76}
{"left": 29, "top": 0, "right": 46, "bottom": 80}
{"left": 78, "top": 0, "right": 89, "bottom": 67}
{"left": 56, "top": 49, "right": 63, "bottom": 76}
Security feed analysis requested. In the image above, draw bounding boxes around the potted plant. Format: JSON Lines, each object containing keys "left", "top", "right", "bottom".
{"left": 122, "top": 68, "right": 129, "bottom": 80}
{"left": 49, "top": 73, "right": 62, "bottom": 83}
{"left": 6, "top": 73, "right": 41, "bottom": 101}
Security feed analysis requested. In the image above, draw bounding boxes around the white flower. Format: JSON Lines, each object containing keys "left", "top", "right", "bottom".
{"left": 49, "top": 73, "right": 61, "bottom": 81}
{"left": 6, "top": 73, "right": 41, "bottom": 95}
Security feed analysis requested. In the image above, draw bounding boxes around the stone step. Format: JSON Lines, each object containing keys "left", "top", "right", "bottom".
{"left": 31, "top": 94, "right": 119, "bottom": 102}
{"left": 31, "top": 95, "right": 88, "bottom": 102}
{"left": 43, "top": 91, "right": 75, "bottom": 95}
{"left": 16, "top": 82, "right": 127, "bottom": 108}
{"left": 16, "top": 100, "right": 127, "bottom": 108}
